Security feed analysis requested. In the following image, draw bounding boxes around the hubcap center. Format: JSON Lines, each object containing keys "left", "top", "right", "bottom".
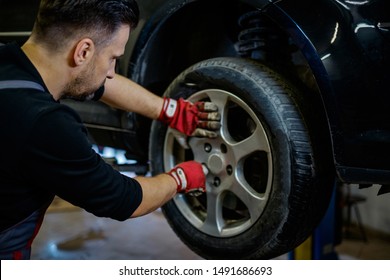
{"left": 208, "top": 154, "right": 224, "bottom": 174}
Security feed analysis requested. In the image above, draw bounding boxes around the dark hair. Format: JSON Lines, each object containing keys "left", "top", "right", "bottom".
{"left": 32, "top": 0, "right": 139, "bottom": 49}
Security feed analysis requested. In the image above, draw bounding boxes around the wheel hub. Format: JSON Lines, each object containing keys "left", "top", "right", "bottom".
{"left": 207, "top": 153, "right": 224, "bottom": 174}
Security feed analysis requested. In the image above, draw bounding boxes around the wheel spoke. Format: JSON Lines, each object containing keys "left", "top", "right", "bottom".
{"left": 200, "top": 192, "right": 225, "bottom": 236}
{"left": 207, "top": 90, "right": 230, "bottom": 113}
{"left": 230, "top": 175, "right": 265, "bottom": 221}
{"left": 232, "top": 126, "right": 269, "bottom": 161}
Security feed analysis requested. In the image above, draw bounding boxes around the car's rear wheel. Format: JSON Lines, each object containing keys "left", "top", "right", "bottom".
{"left": 149, "top": 57, "right": 334, "bottom": 259}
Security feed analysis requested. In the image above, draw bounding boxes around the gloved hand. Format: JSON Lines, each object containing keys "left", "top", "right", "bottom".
{"left": 168, "top": 161, "right": 208, "bottom": 196}
{"left": 158, "top": 97, "right": 221, "bottom": 138}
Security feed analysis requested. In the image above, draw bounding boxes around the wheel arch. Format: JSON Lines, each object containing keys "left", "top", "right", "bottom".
{"left": 127, "top": 0, "right": 265, "bottom": 93}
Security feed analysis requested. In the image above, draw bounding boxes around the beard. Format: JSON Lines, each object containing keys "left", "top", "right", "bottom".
{"left": 61, "top": 63, "right": 105, "bottom": 101}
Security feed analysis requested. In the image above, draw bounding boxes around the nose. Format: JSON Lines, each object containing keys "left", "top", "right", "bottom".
{"left": 107, "top": 62, "right": 116, "bottom": 79}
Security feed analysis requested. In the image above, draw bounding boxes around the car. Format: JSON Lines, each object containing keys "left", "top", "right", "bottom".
{"left": 1, "top": 0, "right": 389, "bottom": 259}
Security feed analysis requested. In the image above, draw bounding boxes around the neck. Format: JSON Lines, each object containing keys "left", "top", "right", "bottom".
{"left": 21, "top": 40, "right": 69, "bottom": 100}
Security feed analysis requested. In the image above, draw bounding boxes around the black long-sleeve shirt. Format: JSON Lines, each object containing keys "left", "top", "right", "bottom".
{"left": 0, "top": 43, "right": 142, "bottom": 231}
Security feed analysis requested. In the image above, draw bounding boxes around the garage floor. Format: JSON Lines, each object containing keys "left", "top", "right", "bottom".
{"left": 30, "top": 195, "right": 390, "bottom": 260}
{"left": 31, "top": 199, "right": 203, "bottom": 260}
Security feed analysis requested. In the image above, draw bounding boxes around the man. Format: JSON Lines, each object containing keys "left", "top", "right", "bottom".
{"left": 0, "top": 0, "right": 220, "bottom": 259}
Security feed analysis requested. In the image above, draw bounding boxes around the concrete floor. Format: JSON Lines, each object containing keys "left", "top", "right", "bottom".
{"left": 30, "top": 196, "right": 390, "bottom": 260}
{"left": 31, "top": 198, "right": 202, "bottom": 260}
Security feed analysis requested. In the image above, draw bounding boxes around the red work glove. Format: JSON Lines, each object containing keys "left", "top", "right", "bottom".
{"left": 158, "top": 97, "right": 221, "bottom": 138}
{"left": 167, "top": 161, "right": 208, "bottom": 196}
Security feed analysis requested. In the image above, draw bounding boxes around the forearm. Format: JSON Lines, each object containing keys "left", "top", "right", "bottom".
{"left": 130, "top": 173, "right": 177, "bottom": 217}
{"left": 102, "top": 74, "right": 164, "bottom": 119}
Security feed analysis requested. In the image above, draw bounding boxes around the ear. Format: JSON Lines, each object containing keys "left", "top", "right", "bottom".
{"left": 73, "top": 38, "right": 95, "bottom": 66}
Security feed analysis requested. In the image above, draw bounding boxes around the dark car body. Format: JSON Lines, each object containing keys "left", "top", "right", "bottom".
{"left": 1, "top": 0, "right": 389, "bottom": 259}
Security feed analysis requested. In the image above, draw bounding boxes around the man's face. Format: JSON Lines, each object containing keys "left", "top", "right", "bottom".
{"left": 63, "top": 25, "right": 130, "bottom": 100}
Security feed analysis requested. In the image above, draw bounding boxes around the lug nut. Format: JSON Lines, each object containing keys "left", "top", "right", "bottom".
{"left": 226, "top": 165, "right": 233, "bottom": 175}
{"left": 204, "top": 143, "right": 212, "bottom": 153}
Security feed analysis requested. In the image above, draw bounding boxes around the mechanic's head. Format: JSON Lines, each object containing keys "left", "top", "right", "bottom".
{"left": 31, "top": 0, "right": 139, "bottom": 51}
{"left": 27, "top": 0, "right": 139, "bottom": 100}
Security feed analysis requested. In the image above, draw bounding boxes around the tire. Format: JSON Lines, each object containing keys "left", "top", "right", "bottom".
{"left": 149, "top": 57, "right": 334, "bottom": 259}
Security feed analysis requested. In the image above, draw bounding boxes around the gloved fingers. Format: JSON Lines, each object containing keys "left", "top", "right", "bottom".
{"left": 191, "top": 128, "right": 218, "bottom": 138}
{"left": 197, "top": 120, "right": 221, "bottom": 130}
{"left": 168, "top": 160, "right": 206, "bottom": 193}
{"left": 187, "top": 164, "right": 208, "bottom": 196}
{"left": 197, "top": 111, "right": 221, "bottom": 121}
{"left": 195, "top": 101, "right": 219, "bottom": 112}
{"left": 186, "top": 188, "right": 205, "bottom": 197}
